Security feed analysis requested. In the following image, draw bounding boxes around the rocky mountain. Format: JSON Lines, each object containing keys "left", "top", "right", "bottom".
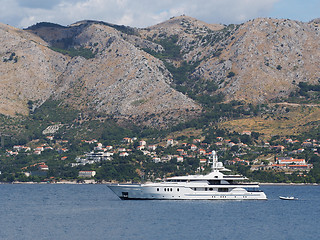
{"left": 1, "top": 20, "right": 200, "bottom": 127}
{"left": 1, "top": 16, "right": 320, "bottom": 127}
{"left": 140, "top": 16, "right": 320, "bottom": 103}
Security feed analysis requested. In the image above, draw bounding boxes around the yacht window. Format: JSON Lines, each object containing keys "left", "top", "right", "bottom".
{"left": 209, "top": 180, "right": 220, "bottom": 185}
{"left": 209, "top": 188, "right": 213, "bottom": 191}
{"left": 218, "top": 188, "right": 228, "bottom": 192}
{"left": 164, "top": 188, "right": 166, "bottom": 191}
{"left": 205, "top": 188, "right": 207, "bottom": 191}
{"left": 177, "top": 188, "right": 179, "bottom": 191}
{"left": 170, "top": 188, "right": 172, "bottom": 191}
{"left": 157, "top": 188, "right": 159, "bottom": 191}
{"left": 194, "top": 188, "right": 197, "bottom": 191}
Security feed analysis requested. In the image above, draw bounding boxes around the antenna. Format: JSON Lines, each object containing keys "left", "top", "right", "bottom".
{"left": 210, "top": 150, "right": 231, "bottom": 172}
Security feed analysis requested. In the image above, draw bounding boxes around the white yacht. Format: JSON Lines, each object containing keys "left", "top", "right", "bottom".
{"left": 108, "top": 151, "right": 267, "bottom": 200}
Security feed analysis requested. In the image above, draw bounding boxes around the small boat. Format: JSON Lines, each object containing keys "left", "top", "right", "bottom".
{"left": 279, "top": 196, "right": 298, "bottom": 200}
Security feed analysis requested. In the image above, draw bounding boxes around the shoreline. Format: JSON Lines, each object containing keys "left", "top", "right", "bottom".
{"left": 0, "top": 181, "right": 318, "bottom": 186}
{"left": 260, "top": 183, "right": 318, "bottom": 186}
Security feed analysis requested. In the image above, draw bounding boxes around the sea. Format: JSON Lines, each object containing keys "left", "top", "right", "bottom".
{"left": 0, "top": 184, "right": 319, "bottom": 240}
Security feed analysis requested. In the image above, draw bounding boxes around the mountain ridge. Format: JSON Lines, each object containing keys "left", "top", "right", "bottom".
{"left": 1, "top": 16, "right": 320, "bottom": 128}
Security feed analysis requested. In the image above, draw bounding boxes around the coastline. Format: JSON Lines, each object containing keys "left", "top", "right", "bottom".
{"left": 0, "top": 181, "right": 318, "bottom": 186}
{"left": 260, "top": 183, "right": 319, "bottom": 186}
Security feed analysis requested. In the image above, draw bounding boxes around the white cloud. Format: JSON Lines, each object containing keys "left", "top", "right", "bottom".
{"left": 0, "top": 0, "right": 282, "bottom": 28}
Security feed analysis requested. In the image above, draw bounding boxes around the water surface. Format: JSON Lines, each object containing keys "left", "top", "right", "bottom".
{"left": 0, "top": 184, "right": 319, "bottom": 240}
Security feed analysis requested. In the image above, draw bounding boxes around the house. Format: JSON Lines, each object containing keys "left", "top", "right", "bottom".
{"left": 199, "top": 149, "right": 206, "bottom": 155}
{"left": 85, "top": 151, "right": 111, "bottom": 162}
{"left": 148, "top": 145, "right": 157, "bottom": 151}
{"left": 94, "top": 143, "right": 103, "bottom": 151}
{"left": 271, "top": 145, "right": 285, "bottom": 152}
{"left": 119, "top": 152, "right": 129, "bottom": 157}
{"left": 137, "top": 145, "right": 145, "bottom": 150}
{"left": 79, "top": 171, "right": 96, "bottom": 178}
{"left": 272, "top": 164, "right": 287, "bottom": 169}
{"left": 46, "top": 136, "right": 54, "bottom": 141}
{"left": 302, "top": 142, "right": 313, "bottom": 148}
{"left": 84, "top": 139, "right": 97, "bottom": 144}
{"left": 199, "top": 159, "right": 207, "bottom": 165}
{"left": 167, "top": 139, "right": 174, "bottom": 146}
{"left": 193, "top": 139, "right": 201, "bottom": 144}
{"left": 177, "top": 149, "right": 184, "bottom": 155}
{"left": 139, "top": 140, "right": 147, "bottom": 146}
{"left": 13, "top": 145, "right": 24, "bottom": 151}
{"left": 190, "top": 144, "right": 197, "bottom": 151}
{"left": 7, "top": 150, "right": 18, "bottom": 156}
{"left": 153, "top": 157, "right": 161, "bottom": 163}
{"left": 284, "top": 138, "right": 293, "bottom": 144}
{"left": 123, "top": 137, "right": 133, "bottom": 143}
{"left": 278, "top": 158, "right": 306, "bottom": 165}
{"left": 34, "top": 150, "right": 42, "bottom": 155}
{"left": 35, "top": 146, "right": 44, "bottom": 152}
{"left": 177, "top": 156, "right": 184, "bottom": 163}
{"left": 105, "top": 146, "right": 113, "bottom": 150}
{"left": 22, "top": 146, "right": 31, "bottom": 152}
{"left": 241, "top": 131, "right": 251, "bottom": 135}
{"left": 227, "top": 142, "right": 236, "bottom": 147}
{"left": 118, "top": 148, "right": 126, "bottom": 152}
{"left": 181, "top": 143, "right": 188, "bottom": 147}
{"left": 288, "top": 165, "right": 312, "bottom": 170}
{"left": 38, "top": 164, "right": 49, "bottom": 171}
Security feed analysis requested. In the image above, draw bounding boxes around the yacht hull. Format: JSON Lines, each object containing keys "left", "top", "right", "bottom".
{"left": 108, "top": 184, "right": 267, "bottom": 200}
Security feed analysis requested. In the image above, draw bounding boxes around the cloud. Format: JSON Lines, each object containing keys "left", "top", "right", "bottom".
{"left": 1, "top": 0, "right": 281, "bottom": 28}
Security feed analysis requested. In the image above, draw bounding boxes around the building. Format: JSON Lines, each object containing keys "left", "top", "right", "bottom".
{"left": 79, "top": 171, "right": 96, "bottom": 178}
{"left": 148, "top": 145, "right": 157, "bottom": 151}
{"left": 177, "top": 156, "right": 184, "bottom": 163}
{"left": 167, "top": 139, "right": 174, "bottom": 146}
{"left": 38, "top": 164, "right": 49, "bottom": 171}
{"left": 119, "top": 152, "right": 129, "bottom": 157}
{"left": 190, "top": 144, "right": 197, "bottom": 151}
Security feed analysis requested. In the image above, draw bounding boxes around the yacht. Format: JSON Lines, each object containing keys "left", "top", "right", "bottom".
{"left": 108, "top": 151, "right": 267, "bottom": 200}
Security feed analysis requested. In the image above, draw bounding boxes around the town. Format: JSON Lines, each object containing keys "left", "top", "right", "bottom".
{"left": 2, "top": 127, "right": 318, "bottom": 184}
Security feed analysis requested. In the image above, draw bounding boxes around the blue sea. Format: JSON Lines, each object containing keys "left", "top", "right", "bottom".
{"left": 0, "top": 184, "right": 319, "bottom": 240}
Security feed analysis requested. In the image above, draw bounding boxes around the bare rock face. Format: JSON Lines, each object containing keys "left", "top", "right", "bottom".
{"left": 55, "top": 23, "right": 200, "bottom": 126}
{"left": 0, "top": 23, "right": 68, "bottom": 115}
{"left": 192, "top": 18, "right": 320, "bottom": 102}
{"left": 1, "top": 21, "right": 200, "bottom": 127}
{"left": 2, "top": 16, "right": 320, "bottom": 126}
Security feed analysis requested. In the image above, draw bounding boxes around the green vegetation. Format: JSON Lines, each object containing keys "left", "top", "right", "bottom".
{"left": 25, "top": 22, "right": 68, "bottom": 30}
{"left": 143, "top": 35, "right": 182, "bottom": 60}
{"left": 49, "top": 46, "right": 96, "bottom": 59}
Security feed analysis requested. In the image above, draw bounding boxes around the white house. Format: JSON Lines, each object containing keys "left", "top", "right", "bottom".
{"left": 79, "top": 171, "right": 96, "bottom": 178}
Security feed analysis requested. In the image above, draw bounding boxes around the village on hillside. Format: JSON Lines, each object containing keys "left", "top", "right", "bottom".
{"left": 2, "top": 129, "right": 318, "bottom": 183}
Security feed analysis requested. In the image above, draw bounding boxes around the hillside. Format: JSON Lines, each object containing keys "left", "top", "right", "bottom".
{"left": 1, "top": 16, "right": 320, "bottom": 132}
{"left": 1, "top": 20, "right": 201, "bottom": 128}
{"left": 1, "top": 17, "right": 320, "bottom": 184}
{"left": 139, "top": 16, "right": 320, "bottom": 103}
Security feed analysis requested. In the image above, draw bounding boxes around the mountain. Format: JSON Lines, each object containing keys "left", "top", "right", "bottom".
{"left": 140, "top": 16, "right": 320, "bottom": 103}
{"left": 1, "top": 16, "right": 320, "bottom": 128}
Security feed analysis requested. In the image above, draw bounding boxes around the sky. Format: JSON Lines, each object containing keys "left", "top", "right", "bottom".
{"left": 0, "top": 0, "right": 319, "bottom": 29}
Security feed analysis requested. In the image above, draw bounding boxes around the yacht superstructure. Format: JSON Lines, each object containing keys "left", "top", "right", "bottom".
{"left": 108, "top": 151, "right": 267, "bottom": 200}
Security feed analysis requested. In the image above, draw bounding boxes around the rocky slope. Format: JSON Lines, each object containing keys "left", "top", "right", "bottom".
{"left": 1, "top": 21, "right": 201, "bottom": 127}
{"left": 140, "top": 16, "right": 320, "bottom": 103}
{"left": 1, "top": 16, "right": 320, "bottom": 127}
{"left": 0, "top": 23, "right": 67, "bottom": 115}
